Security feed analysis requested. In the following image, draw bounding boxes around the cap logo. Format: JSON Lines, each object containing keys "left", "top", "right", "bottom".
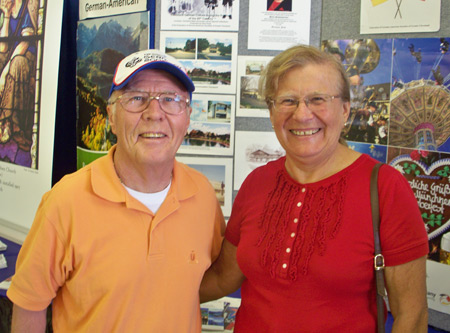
{"left": 122, "top": 52, "right": 186, "bottom": 74}
{"left": 125, "top": 56, "right": 143, "bottom": 68}
{"left": 143, "top": 53, "right": 168, "bottom": 62}
{"left": 125, "top": 53, "right": 171, "bottom": 69}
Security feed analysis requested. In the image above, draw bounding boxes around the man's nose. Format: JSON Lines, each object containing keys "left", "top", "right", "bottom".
{"left": 142, "top": 98, "right": 164, "bottom": 119}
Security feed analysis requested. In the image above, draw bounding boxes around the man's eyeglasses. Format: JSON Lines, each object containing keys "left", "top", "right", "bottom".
{"left": 110, "top": 91, "right": 190, "bottom": 115}
{"left": 270, "top": 94, "right": 341, "bottom": 113}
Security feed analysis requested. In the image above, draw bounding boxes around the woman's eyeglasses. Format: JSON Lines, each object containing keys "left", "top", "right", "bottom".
{"left": 270, "top": 93, "right": 341, "bottom": 113}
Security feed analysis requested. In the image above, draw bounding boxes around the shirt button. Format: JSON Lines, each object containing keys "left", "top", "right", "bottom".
{"left": 282, "top": 263, "right": 287, "bottom": 269}
{"left": 286, "top": 248, "right": 291, "bottom": 253}
{"left": 302, "top": 188, "right": 306, "bottom": 193}
{"left": 293, "top": 218, "right": 298, "bottom": 223}
{"left": 297, "top": 202, "right": 302, "bottom": 207}
{"left": 290, "top": 232, "right": 295, "bottom": 238}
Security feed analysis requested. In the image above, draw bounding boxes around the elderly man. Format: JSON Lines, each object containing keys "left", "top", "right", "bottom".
{"left": 7, "top": 49, "right": 225, "bottom": 332}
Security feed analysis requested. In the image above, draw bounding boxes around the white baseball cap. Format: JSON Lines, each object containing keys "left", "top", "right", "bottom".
{"left": 109, "top": 49, "right": 195, "bottom": 98}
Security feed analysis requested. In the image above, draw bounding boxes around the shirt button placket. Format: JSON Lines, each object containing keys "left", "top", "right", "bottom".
{"left": 280, "top": 187, "right": 306, "bottom": 277}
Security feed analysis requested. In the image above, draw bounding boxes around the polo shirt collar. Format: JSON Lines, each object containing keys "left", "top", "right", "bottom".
{"left": 90, "top": 146, "right": 199, "bottom": 203}
{"left": 91, "top": 145, "right": 125, "bottom": 203}
{"left": 172, "top": 159, "right": 199, "bottom": 201}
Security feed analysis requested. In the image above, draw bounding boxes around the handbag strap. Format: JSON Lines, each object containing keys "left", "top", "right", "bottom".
{"left": 370, "top": 162, "right": 387, "bottom": 333}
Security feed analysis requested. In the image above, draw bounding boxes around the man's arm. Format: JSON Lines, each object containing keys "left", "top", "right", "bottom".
{"left": 384, "top": 255, "right": 428, "bottom": 333}
{"left": 11, "top": 304, "right": 47, "bottom": 333}
{"left": 200, "top": 239, "right": 245, "bottom": 303}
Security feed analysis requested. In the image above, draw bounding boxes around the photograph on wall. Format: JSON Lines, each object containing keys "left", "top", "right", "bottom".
{"left": 390, "top": 37, "right": 450, "bottom": 152}
{"left": 201, "top": 299, "right": 224, "bottom": 331}
{"left": 426, "top": 260, "right": 450, "bottom": 314}
{"left": 233, "top": 131, "right": 284, "bottom": 190}
{"left": 360, "top": 0, "right": 440, "bottom": 34}
{"left": 347, "top": 142, "right": 387, "bottom": 163}
{"left": 236, "top": 55, "right": 273, "bottom": 118}
{"left": 175, "top": 156, "right": 232, "bottom": 216}
{"left": 223, "top": 297, "right": 240, "bottom": 332}
{"left": 267, "top": 0, "right": 292, "bottom": 11}
{"left": 76, "top": 12, "right": 150, "bottom": 169}
{"left": 160, "top": 0, "right": 239, "bottom": 31}
{"left": 387, "top": 147, "right": 450, "bottom": 314}
{"left": 0, "top": 0, "right": 64, "bottom": 236}
{"left": 247, "top": 0, "right": 310, "bottom": 51}
{"left": 201, "top": 296, "right": 241, "bottom": 332}
{"left": 388, "top": 147, "right": 450, "bottom": 260}
{"left": 178, "top": 93, "right": 235, "bottom": 156}
{"left": 160, "top": 31, "right": 238, "bottom": 95}
{"left": 321, "top": 39, "right": 393, "bottom": 147}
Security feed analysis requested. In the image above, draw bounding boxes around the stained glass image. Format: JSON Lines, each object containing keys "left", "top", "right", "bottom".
{"left": 0, "top": 0, "right": 45, "bottom": 168}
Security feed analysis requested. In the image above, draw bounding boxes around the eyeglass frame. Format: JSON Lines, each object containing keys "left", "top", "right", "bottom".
{"left": 268, "top": 93, "right": 342, "bottom": 113}
{"left": 108, "top": 91, "right": 191, "bottom": 115}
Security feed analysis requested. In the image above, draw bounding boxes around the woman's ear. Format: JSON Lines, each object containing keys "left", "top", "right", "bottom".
{"left": 342, "top": 101, "right": 351, "bottom": 123}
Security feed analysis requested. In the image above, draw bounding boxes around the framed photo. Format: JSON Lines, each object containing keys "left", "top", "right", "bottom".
{"left": 160, "top": 31, "right": 238, "bottom": 95}
{"left": 179, "top": 94, "right": 235, "bottom": 156}
{"left": 236, "top": 55, "right": 273, "bottom": 118}
{"left": 233, "top": 131, "right": 284, "bottom": 190}
{"left": 176, "top": 156, "right": 233, "bottom": 217}
{"left": 160, "top": 0, "right": 239, "bottom": 31}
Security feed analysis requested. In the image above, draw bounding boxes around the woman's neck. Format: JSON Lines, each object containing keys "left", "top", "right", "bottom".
{"left": 284, "top": 145, "right": 361, "bottom": 184}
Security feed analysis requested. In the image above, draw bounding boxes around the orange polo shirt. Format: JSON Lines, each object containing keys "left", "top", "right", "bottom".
{"left": 8, "top": 146, "right": 225, "bottom": 332}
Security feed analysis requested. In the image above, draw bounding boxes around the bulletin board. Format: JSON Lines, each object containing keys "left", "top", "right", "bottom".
{"left": 60, "top": 0, "right": 450, "bottom": 328}
{"left": 1, "top": 0, "right": 449, "bottom": 330}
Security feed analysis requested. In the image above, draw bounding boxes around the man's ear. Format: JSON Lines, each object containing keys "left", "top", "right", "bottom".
{"left": 106, "top": 104, "right": 116, "bottom": 134}
{"left": 185, "top": 106, "right": 192, "bottom": 131}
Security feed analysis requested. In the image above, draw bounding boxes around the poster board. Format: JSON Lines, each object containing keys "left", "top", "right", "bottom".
{"left": 76, "top": 11, "right": 151, "bottom": 168}
{"left": 0, "top": 0, "right": 64, "bottom": 243}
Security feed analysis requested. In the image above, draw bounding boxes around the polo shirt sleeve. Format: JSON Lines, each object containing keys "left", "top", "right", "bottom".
{"left": 7, "top": 193, "right": 70, "bottom": 311}
{"left": 378, "top": 165, "right": 429, "bottom": 266}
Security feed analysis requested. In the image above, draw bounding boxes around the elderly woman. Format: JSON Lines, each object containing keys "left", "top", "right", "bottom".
{"left": 200, "top": 45, "right": 428, "bottom": 332}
